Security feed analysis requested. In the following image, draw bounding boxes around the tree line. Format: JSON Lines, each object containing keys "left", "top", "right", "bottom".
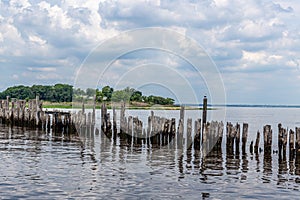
{"left": 75, "top": 86, "right": 175, "bottom": 105}
{"left": 0, "top": 84, "right": 175, "bottom": 105}
{"left": 0, "top": 84, "right": 73, "bottom": 102}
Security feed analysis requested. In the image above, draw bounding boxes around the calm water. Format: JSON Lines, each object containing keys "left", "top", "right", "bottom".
{"left": 1, "top": 107, "right": 300, "bottom": 199}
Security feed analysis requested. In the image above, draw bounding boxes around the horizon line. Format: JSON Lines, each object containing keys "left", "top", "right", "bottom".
{"left": 176, "top": 104, "right": 300, "bottom": 108}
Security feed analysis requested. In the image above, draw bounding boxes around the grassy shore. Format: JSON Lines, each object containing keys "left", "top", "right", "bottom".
{"left": 42, "top": 101, "right": 211, "bottom": 110}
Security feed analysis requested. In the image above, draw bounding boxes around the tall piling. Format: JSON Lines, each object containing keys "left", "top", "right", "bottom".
{"left": 263, "top": 125, "right": 272, "bottom": 154}
{"left": 202, "top": 96, "right": 207, "bottom": 127}
{"left": 254, "top": 131, "right": 260, "bottom": 154}
{"left": 289, "top": 129, "right": 295, "bottom": 159}
{"left": 242, "top": 123, "right": 248, "bottom": 155}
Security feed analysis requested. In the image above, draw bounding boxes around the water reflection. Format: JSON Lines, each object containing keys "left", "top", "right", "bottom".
{"left": 2, "top": 124, "right": 300, "bottom": 199}
{"left": 96, "top": 125, "right": 300, "bottom": 192}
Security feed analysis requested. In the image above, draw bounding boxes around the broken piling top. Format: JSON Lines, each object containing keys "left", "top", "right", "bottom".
{"left": 202, "top": 96, "right": 208, "bottom": 125}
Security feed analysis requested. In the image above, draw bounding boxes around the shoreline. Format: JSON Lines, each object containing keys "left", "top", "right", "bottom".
{"left": 42, "top": 101, "right": 212, "bottom": 110}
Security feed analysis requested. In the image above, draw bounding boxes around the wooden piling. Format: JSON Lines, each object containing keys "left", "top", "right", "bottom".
{"left": 101, "top": 103, "right": 106, "bottom": 130}
{"left": 187, "top": 118, "right": 192, "bottom": 145}
{"left": 278, "top": 123, "right": 288, "bottom": 158}
{"left": 217, "top": 121, "right": 224, "bottom": 149}
{"left": 180, "top": 106, "right": 185, "bottom": 121}
{"left": 92, "top": 95, "right": 96, "bottom": 125}
{"left": 202, "top": 122, "right": 210, "bottom": 154}
{"left": 225, "top": 122, "right": 231, "bottom": 154}
{"left": 242, "top": 123, "right": 248, "bottom": 154}
{"left": 177, "top": 119, "right": 184, "bottom": 148}
{"left": 282, "top": 128, "right": 288, "bottom": 158}
{"left": 202, "top": 96, "right": 207, "bottom": 125}
{"left": 278, "top": 123, "right": 283, "bottom": 157}
{"left": 171, "top": 118, "right": 176, "bottom": 140}
{"left": 194, "top": 119, "right": 201, "bottom": 149}
{"left": 263, "top": 125, "right": 272, "bottom": 154}
{"left": 250, "top": 141, "right": 254, "bottom": 154}
{"left": 289, "top": 129, "right": 295, "bottom": 159}
{"left": 127, "top": 116, "right": 133, "bottom": 142}
{"left": 120, "top": 101, "right": 126, "bottom": 133}
{"left": 296, "top": 127, "right": 300, "bottom": 154}
{"left": 254, "top": 131, "right": 260, "bottom": 154}
{"left": 112, "top": 107, "right": 117, "bottom": 138}
{"left": 235, "top": 123, "right": 241, "bottom": 154}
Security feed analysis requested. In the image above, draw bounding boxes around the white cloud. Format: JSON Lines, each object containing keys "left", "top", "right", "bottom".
{"left": 286, "top": 60, "right": 299, "bottom": 68}
{"left": 214, "top": 0, "right": 229, "bottom": 8}
{"left": 27, "top": 67, "right": 56, "bottom": 72}
{"left": 0, "top": 0, "right": 299, "bottom": 103}
{"left": 28, "top": 34, "right": 47, "bottom": 45}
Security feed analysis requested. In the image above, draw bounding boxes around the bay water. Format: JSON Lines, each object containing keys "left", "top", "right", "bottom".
{"left": 1, "top": 107, "right": 300, "bottom": 199}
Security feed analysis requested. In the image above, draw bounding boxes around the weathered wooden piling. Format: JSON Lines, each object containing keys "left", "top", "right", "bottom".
{"left": 170, "top": 118, "right": 176, "bottom": 142}
{"left": 289, "top": 129, "right": 295, "bottom": 159}
{"left": 296, "top": 127, "right": 300, "bottom": 155}
{"left": 194, "top": 119, "right": 201, "bottom": 149}
{"left": 92, "top": 96, "right": 96, "bottom": 125}
{"left": 217, "top": 121, "right": 224, "bottom": 149}
{"left": 278, "top": 123, "right": 288, "bottom": 158}
{"left": 187, "top": 118, "right": 192, "bottom": 145}
{"left": 226, "top": 122, "right": 233, "bottom": 153}
{"left": 177, "top": 119, "right": 184, "bottom": 148}
{"left": 101, "top": 103, "right": 107, "bottom": 130}
{"left": 202, "top": 122, "right": 209, "bottom": 154}
{"left": 250, "top": 141, "right": 254, "bottom": 154}
{"left": 263, "top": 125, "right": 272, "bottom": 154}
{"left": 202, "top": 96, "right": 207, "bottom": 126}
{"left": 112, "top": 107, "right": 117, "bottom": 138}
{"left": 106, "top": 113, "right": 112, "bottom": 137}
{"left": 180, "top": 106, "right": 185, "bottom": 121}
{"left": 235, "top": 123, "right": 241, "bottom": 154}
{"left": 242, "top": 123, "right": 248, "bottom": 154}
{"left": 122, "top": 115, "right": 132, "bottom": 143}
{"left": 120, "top": 101, "right": 126, "bottom": 134}
{"left": 254, "top": 131, "right": 260, "bottom": 154}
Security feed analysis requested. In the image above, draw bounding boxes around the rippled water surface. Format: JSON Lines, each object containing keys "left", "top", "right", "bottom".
{"left": 1, "top": 107, "right": 300, "bottom": 199}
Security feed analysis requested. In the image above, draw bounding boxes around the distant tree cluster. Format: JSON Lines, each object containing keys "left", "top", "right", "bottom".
{"left": 94, "top": 86, "right": 174, "bottom": 105}
{"left": 0, "top": 84, "right": 73, "bottom": 102}
{"left": 0, "top": 84, "right": 175, "bottom": 105}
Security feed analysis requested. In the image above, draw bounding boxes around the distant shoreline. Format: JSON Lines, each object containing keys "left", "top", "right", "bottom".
{"left": 42, "top": 101, "right": 300, "bottom": 110}
{"left": 42, "top": 101, "right": 213, "bottom": 110}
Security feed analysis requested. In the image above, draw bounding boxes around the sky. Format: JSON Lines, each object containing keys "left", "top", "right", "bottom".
{"left": 0, "top": 0, "right": 300, "bottom": 105}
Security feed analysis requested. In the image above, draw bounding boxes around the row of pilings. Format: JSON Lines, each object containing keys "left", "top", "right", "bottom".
{"left": 1, "top": 96, "right": 300, "bottom": 161}
{"left": 100, "top": 102, "right": 300, "bottom": 161}
{"left": 0, "top": 96, "right": 79, "bottom": 135}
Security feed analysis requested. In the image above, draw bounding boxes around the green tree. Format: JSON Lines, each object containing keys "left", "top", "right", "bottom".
{"left": 130, "top": 90, "right": 142, "bottom": 102}
{"left": 52, "top": 84, "right": 73, "bottom": 102}
{"left": 111, "top": 90, "right": 131, "bottom": 102}
{"left": 0, "top": 85, "right": 34, "bottom": 99}
{"left": 102, "top": 86, "right": 113, "bottom": 101}
{"left": 0, "top": 84, "right": 175, "bottom": 105}
{"left": 96, "top": 89, "right": 103, "bottom": 102}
